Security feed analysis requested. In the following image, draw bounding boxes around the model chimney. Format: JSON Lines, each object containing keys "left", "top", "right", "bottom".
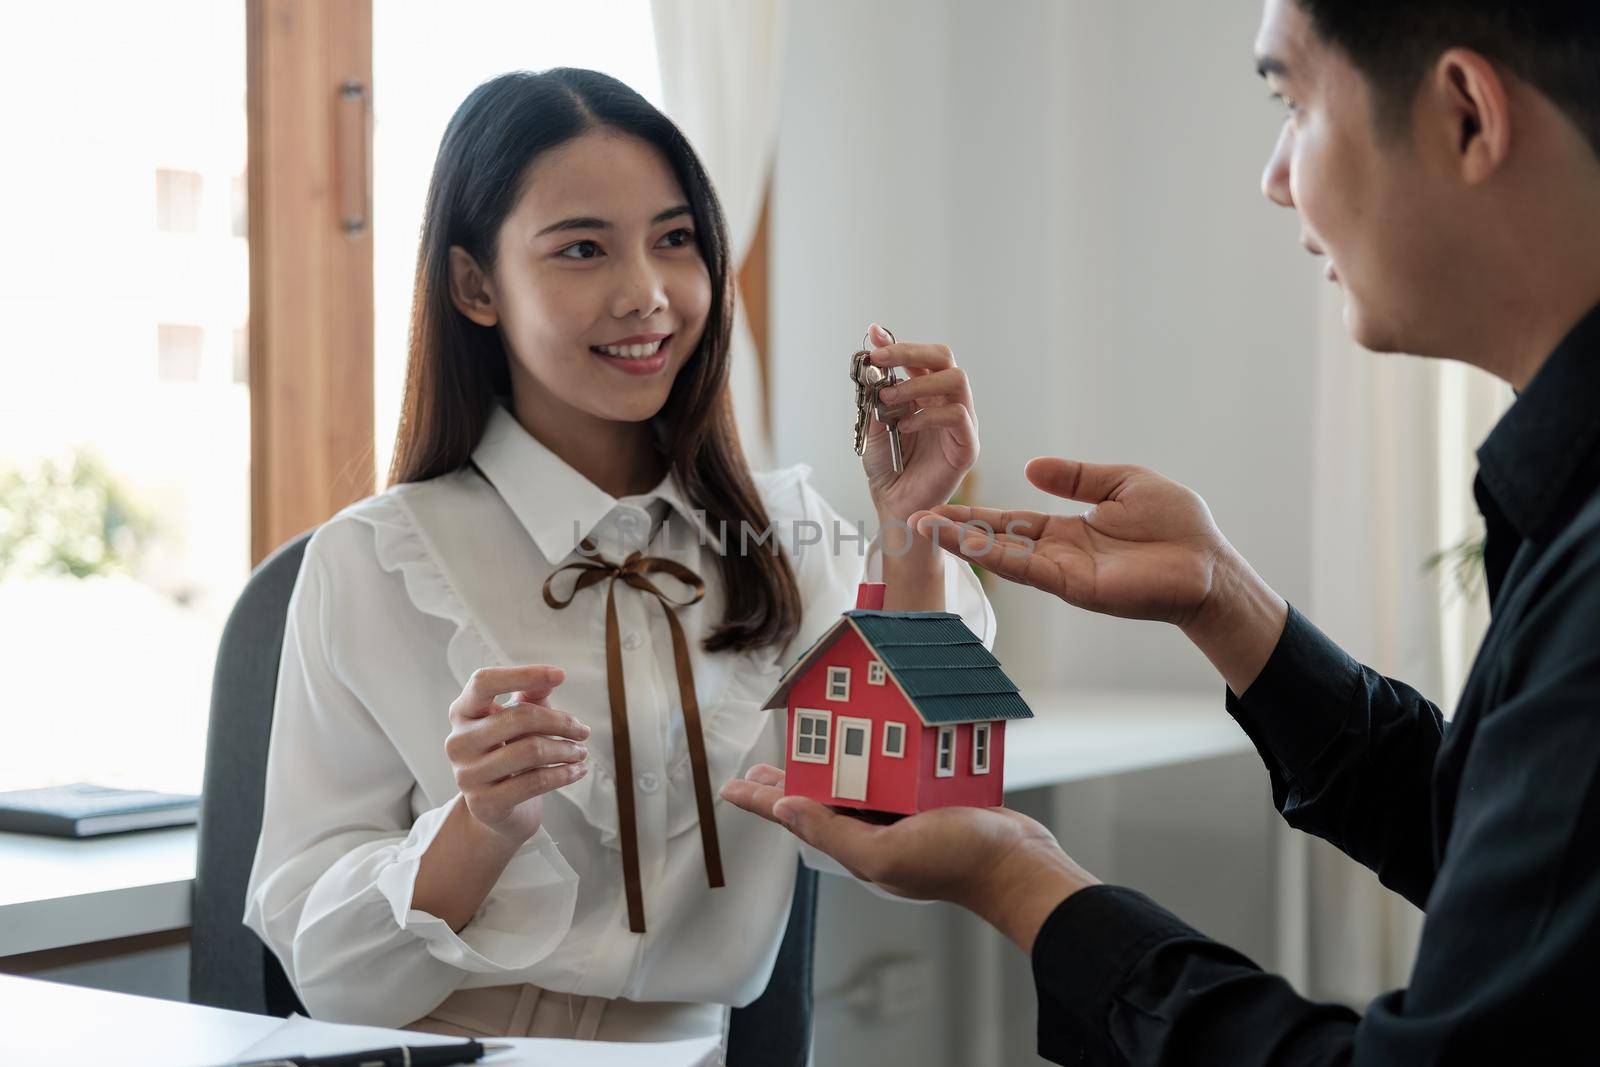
{"left": 855, "top": 581, "right": 887, "bottom": 610}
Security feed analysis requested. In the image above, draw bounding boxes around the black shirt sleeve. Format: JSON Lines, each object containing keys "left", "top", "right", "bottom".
{"left": 1224, "top": 605, "right": 1445, "bottom": 908}
{"left": 1031, "top": 886, "right": 1357, "bottom": 1066}
{"left": 1031, "top": 579, "right": 1600, "bottom": 1065}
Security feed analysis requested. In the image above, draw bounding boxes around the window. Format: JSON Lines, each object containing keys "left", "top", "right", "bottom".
{"left": 157, "top": 324, "right": 205, "bottom": 383}
{"left": 868, "top": 660, "right": 886, "bottom": 685}
{"left": 231, "top": 173, "right": 248, "bottom": 239}
{"left": 882, "top": 722, "right": 905, "bottom": 758}
{"left": 0, "top": 0, "right": 667, "bottom": 801}
{"left": 827, "top": 666, "right": 851, "bottom": 702}
{"left": 972, "top": 723, "right": 992, "bottom": 774}
{"left": 232, "top": 326, "right": 249, "bottom": 385}
{"left": 156, "top": 168, "right": 203, "bottom": 233}
{"left": 936, "top": 726, "right": 956, "bottom": 777}
{"left": 1, "top": 1, "right": 250, "bottom": 796}
{"left": 793, "top": 710, "right": 832, "bottom": 764}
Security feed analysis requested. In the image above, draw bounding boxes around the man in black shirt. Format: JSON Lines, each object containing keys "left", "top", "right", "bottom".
{"left": 722, "top": 0, "right": 1600, "bottom": 1062}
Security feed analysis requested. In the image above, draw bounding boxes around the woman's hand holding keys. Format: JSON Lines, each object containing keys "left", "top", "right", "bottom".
{"left": 854, "top": 322, "right": 981, "bottom": 614}
{"left": 860, "top": 322, "right": 980, "bottom": 525}
{"left": 445, "top": 664, "right": 591, "bottom": 845}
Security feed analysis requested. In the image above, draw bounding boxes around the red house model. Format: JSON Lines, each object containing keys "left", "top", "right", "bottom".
{"left": 760, "top": 583, "right": 1034, "bottom": 815}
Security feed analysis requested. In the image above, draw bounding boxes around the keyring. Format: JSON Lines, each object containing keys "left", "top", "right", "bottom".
{"left": 863, "top": 326, "right": 896, "bottom": 351}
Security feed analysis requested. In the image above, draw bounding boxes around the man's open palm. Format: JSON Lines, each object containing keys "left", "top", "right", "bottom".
{"left": 719, "top": 764, "right": 1071, "bottom": 908}
{"left": 911, "top": 458, "right": 1230, "bottom": 627}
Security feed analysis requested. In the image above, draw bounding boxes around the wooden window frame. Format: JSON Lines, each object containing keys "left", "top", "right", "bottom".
{"left": 246, "top": 0, "right": 375, "bottom": 564}
{"left": 882, "top": 721, "right": 905, "bottom": 758}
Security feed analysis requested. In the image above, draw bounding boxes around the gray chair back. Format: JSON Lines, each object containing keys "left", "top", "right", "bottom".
{"left": 189, "top": 530, "right": 817, "bottom": 1065}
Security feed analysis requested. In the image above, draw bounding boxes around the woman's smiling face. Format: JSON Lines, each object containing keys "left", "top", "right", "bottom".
{"left": 450, "top": 128, "right": 712, "bottom": 428}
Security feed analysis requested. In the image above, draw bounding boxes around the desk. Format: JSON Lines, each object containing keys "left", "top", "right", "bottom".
{"left": 0, "top": 973, "right": 721, "bottom": 1066}
{"left": 0, "top": 972, "right": 281, "bottom": 1065}
{"left": 0, "top": 825, "right": 194, "bottom": 957}
{"left": 0, "top": 689, "right": 1246, "bottom": 959}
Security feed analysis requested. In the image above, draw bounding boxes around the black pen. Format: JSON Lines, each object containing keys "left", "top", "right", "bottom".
{"left": 232, "top": 1038, "right": 514, "bottom": 1067}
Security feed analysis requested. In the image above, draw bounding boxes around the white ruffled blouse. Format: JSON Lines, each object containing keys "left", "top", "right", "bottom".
{"left": 243, "top": 406, "right": 995, "bottom": 1028}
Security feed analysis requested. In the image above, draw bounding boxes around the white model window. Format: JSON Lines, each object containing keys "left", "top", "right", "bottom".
{"left": 827, "top": 666, "right": 851, "bottom": 701}
{"left": 936, "top": 726, "right": 956, "bottom": 777}
{"left": 882, "top": 722, "right": 906, "bottom": 757}
{"left": 972, "top": 723, "right": 992, "bottom": 774}
{"left": 867, "top": 661, "right": 887, "bottom": 685}
{"left": 794, "top": 709, "right": 832, "bottom": 763}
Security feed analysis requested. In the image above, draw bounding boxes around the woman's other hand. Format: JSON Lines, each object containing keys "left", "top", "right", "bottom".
{"left": 444, "top": 664, "right": 591, "bottom": 844}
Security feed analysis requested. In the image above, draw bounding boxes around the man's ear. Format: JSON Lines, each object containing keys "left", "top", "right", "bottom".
{"left": 448, "top": 246, "right": 499, "bottom": 327}
{"left": 1430, "top": 47, "right": 1511, "bottom": 185}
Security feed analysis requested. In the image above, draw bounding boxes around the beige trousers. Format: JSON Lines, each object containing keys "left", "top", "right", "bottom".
{"left": 406, "top": 983, "right": 728, "bottom": 1048}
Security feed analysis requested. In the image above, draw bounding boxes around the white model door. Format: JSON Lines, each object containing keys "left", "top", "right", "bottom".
{"left": 832, "top": 717, "right": 872, "bottom": 801}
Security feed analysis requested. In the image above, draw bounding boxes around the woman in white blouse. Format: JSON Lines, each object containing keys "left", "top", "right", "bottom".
{"left": 244, "top": 68, "right": 993, "bottom": 1046}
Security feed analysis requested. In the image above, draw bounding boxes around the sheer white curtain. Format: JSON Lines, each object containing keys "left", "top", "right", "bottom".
{"left": 1279, "top": 284, "right": 1512, "bottom": 1003}
{"left": 650, "top": 0, "right": 788, "bottom": 466}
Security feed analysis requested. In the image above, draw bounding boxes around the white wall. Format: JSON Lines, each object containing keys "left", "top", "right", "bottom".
{"left": 774, "top": 0, "right": 1320, "bottom": 693}
{"left": 775, "top": 1, "right": 1312, "bottom": 1063}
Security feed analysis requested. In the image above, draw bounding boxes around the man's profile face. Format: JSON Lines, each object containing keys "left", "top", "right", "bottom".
{"left": 1255, "top": 0, "right": 1447, "bottom": 355}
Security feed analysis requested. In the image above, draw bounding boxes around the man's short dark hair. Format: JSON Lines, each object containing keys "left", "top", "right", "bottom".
{"left": 1296, "top": 1, "right": 1600, "bottom": 160}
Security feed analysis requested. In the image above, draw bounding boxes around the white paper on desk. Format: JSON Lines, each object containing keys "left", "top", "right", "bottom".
{"left": 227, "top": 1014, "right": 721, "bottom": 1067}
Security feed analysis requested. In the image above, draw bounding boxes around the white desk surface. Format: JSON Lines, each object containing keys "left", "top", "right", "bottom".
{"left": 0, "top": 824, "right": 195, "bottom": 956}
{"left": 0, "top": 972, "right": 282, "bottom": 1066}
{"left": 0, "top": 973, "right": 721, "bottom": 1066}
{"left": 0, "top": 689, "right": 1247, "bottom": 958}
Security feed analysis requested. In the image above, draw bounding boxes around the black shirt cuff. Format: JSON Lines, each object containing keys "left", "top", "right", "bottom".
{"left": 1224, "top": 603, "right": 1364, "bottom": 782}
{"left": 1030, "top": 884, "right": 1200, "bottom": 1064}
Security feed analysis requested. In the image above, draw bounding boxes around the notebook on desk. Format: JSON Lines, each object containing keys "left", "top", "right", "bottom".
{"left": 0, "top": 782, "right": 199, "bottom": 837}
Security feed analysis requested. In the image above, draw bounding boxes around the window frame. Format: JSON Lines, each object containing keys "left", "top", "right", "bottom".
{"left": 793, "top": 708, "right": 832, "bottom": 764}
{"left": 867, "top": 660, "right": 886, "bottom": 685}
{"left": 972, "top": 723, "right": 992, "bottom": 775}
{"left": 935, "top": 726, "right": 956, "bottom": 777}
{"left": 882, "top": 721, "right": 905, "bottom": 758}
{"left": 247, "top": 0, "right": 375, "bottom": 563}
{"left": 826, "top": 666, "right": 851, "bottom": 702}
{"left": 155, "top": 167, "right": 205, "bottom": 233}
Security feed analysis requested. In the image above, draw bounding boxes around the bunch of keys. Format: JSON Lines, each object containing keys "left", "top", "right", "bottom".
{"left": 850, "top": 328, "right": 911, "bottom": 472}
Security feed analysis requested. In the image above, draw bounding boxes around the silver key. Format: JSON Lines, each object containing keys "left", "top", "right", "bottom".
{"left": 850, "top": 351, "right": 878, "bottom": 456}
{"left": 874, "top": 367, "right": 909, "bottom": 472}
{"left": 849, "top": 331, "right": 910, "bottom": 472}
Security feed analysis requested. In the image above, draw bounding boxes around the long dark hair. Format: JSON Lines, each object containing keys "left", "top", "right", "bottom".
{"left": 390, "top": 68, "right": 801, "bottom": 653}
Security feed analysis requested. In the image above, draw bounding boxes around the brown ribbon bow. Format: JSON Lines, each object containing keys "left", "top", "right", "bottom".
{"left": 541, "top": 540, "right": 725, "bottom": 934}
